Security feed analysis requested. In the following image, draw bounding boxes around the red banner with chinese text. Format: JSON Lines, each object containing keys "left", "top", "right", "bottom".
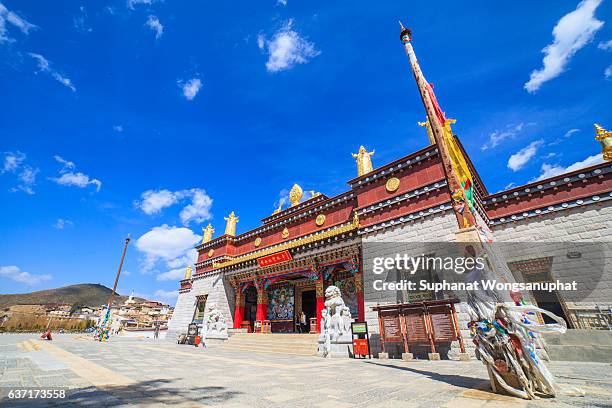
{"left": 257, "top": 250, "right": 293, "bottom": 268}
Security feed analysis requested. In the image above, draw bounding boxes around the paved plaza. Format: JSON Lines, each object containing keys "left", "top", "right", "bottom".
{"left": 0, "top": 334, "right": 611, "bottom": 407}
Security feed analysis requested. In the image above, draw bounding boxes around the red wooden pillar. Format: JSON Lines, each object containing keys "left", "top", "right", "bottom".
{"left": 355, "top": 272, "right": 365, "bottom": 321}
{"left": 233, "top": 287, "right": 245, "bottom": 329}
{"left": 315, "top": 279, "right": 325, "bottom": 332}
{"left": 256, "top": 287, "right": 268, "bottom": 321}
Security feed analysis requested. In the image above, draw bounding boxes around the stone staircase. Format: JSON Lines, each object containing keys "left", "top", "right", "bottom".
{"left": 219, "top": 333, "right": 319, "bottom": 356}
{"left": 543, "top": 330, "right": 612, "bottom": 363}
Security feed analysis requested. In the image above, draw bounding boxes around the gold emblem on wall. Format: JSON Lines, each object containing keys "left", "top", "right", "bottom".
{"left": 315, "top": 214, "right": 326, "bottom": 226}
{"left": 386, "top": 177, "right": 400, "bottom": 193}
{"left": 207, "top": 249, "right": 214, "bottom": 258}
{"left": 281, "top": 227, "right": 289, "bottom": 239}
{"left": 254, "top": 237, "right": 262, "bottom": 247}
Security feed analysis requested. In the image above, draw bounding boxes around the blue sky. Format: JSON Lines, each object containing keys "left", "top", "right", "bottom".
{"left": 1, "top": 1, "right": 610, "bottom": 302}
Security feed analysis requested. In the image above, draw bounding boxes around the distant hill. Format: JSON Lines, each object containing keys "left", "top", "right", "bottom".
{"left": 0, "top": 284, "right": 145, "bottom": 308}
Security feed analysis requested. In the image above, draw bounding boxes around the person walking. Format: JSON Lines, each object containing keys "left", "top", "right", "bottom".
{"left": 154, "top": 323, "right": 160, "bottom": 339}
{"left": 299, "top": 311, "right": 307, "bottom": 333}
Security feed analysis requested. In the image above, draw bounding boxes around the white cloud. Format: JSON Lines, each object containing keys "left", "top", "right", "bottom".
{"left": 53, "top": 155, "right": 75, "bottom": 172}
{"left": 564, "top": 128, "right": 580, "bottom": 138}
{"left": 28, "top": 53, "right": 76, "bottom": 92}
{"left": 154, "top": 289, "right": 179, "bottom": 302}
{"left": 53, "top": 172, "right": 101, "bottom": 191}
{"left": 136, "top": 188, "right": 213, "bottom": 225}
{"left": 146, "top": 15, "right": 163, "bottom": 39}
{"left": 263, "top": 20, "right": 320, "bottom": 73}
{"left": 156, "top": 268, "right": 185, "bottom": 281}
{"left": 504, "top": 182, "right": 517, "bottom": 190}
{"left": 139, "top": 189, "right": 178, "bottom": 214}
{"left": 113, "top": 125, "right": 124, "bottom": 132}
{"left": 481, "top": 123, "right": 524, "bottom": 151}
{"left": 179, "top": 189, "right": 213, "bottom": 225}
{"left": 257, "top": 33, "right": 265, "bottom": 50}
{"left": 128, "top": 0, "right": 153, "bottom": 10}
{"left": 605, "top": 65, "right": 612, "bottom": 79}
{"left": 73, "top": 6, "right": 92, "bottom": 33}
{"left": 179, "top": 78, "right": 202, "bottom": 101}
{"left": 507, "top": 140, "right": 543, "bottom": 171}
{"left": 524, "top": 0, "right": 604, "bottom": 93}
{"left": 0, "top": 3, "right": 36, "bottom": 42}
{"left": 54, "top": 218, "right": 73, "bottom": 229}
{"left": 14, "top": 166, "right": 39, "bottom": 194}
{"left": 2, "top": 151, "right": 25, "bottom": 173}
{"left": 277, "top": 0, "right": 288, "bottom": 6}
{"left": 135, "top": 224, "right": 200, "bottom": 274}
{"left": 2, "top": 151, "right": 38, "bottom": 194}
{"left": 598, "top": 39, "right": 612, "bottom": 50}
{"left": 0, "top": 265, "right": 51, "bottom": 286}
{"left": 532, "top": 154, "right": 604, "bottom": 181}
{"left": 50, "top": 155, "right": 101, "bottom": 192}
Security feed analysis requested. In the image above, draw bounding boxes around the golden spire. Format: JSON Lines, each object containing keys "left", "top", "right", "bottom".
{"left": 289, "top": 184, "right": 303, "bottom": 206}
{"left": 595, "top": 123, "right": 612, "bottom": 161}
{"left": 184, "top": 265, "right": 193, "bottom": 280}
{"left": 201, "top": 223, "right": 214, "bottom": 244}
{"left": 351, "top": 146, "right": 375, "bottom": 176}
{"left": 418, "top": 119, "right": 435, "bottom": 145}
{"left": 224, "top": 211, "right": 239, "bottom": 236}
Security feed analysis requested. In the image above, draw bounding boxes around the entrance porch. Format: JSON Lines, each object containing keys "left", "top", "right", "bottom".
{"left": 231, "top": 257, "right": 364, "bottom": 334}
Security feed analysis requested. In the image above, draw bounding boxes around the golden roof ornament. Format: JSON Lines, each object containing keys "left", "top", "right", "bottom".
{"left": 351, "top": 146, "right": 375, "bottom": 176}
{"left": 224, "top": 211, "right": 239, "bottom": 236}
{"left": 308, "top": 190, "right": 321, "bottom": 198}
{"left": 352, "top": 210, "right": 360, "bottom": 227}
{"left": 184, "top": 265, "right": 193, "bottom": 280}
{"left": 289, "top": 184, "right": 303, "bottom": 206}
{"left": 594, "top": 123, "right": 612, "bottom": 161}
{"left": 201, "top": 223, "right": 214, "bottom": 244}
{"left": 418, "top": 119, "right": 436, "bottom": 145}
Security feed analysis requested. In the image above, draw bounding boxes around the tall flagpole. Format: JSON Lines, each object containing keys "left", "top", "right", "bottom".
{"left": 95, "top": 236, "right": 130, "bottom": 342}
{"left": 106, "top": 236, "right": 131, "bottom": 313}
{"left": 399, "top": 22, "right": 477, "bottom": 230}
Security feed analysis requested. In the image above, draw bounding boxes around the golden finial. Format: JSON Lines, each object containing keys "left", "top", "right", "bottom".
{"left": 418, "top": 119, "right": 435, "bottom": 145}
{"left": 224, "top": 211, "right": 239, "bottom": 236}
{"left": 201, "top": 224, "right": 214, "bottom": 244}
{"left": 184, "top": 265, "right": 193, "bottom": 280}
{"left": 595, "top": 124, "right": 612, "bottom": 161}
{"left": 351, "top": 146, "right": 375, "bottom": 176}
{"left": 289, "top": 184, "right": 303, "bottom": 206}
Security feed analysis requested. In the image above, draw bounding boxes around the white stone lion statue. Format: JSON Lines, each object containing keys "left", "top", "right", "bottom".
{"left": 319, "top": 285, "right": 353, "bottom": 358}
{"left": 206, "top": 305, "right": 228, "bottom": 338}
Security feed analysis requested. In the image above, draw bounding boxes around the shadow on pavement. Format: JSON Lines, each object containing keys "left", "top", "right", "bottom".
{"left": 363, "top": 361, "right": 487, "bottom": 390}
{"left": 2, "top": 378, "right": 242, "bottom": 407}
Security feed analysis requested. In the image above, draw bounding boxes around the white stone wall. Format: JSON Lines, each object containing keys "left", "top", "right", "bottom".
{"left": 361, "top": 212, "right": 463, "bottom": 356}
{"left": 361, "top": 202, "right": 612, "bottom": 357}
{"left": 491, "top": 202, "right": 612, "bottom": 315}
{"left": 166, "top": 272, "right": 235, "bottom": 340}
{"left": 166, "top": 289, "right": 197, "bottom": 340}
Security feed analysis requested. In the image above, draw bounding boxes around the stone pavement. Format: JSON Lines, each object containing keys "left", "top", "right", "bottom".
{"left": 0, "top": 334, "right": 611, "bottom": 407}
